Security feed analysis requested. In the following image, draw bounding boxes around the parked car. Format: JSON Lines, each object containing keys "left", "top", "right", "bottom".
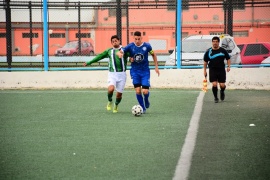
{"left": 237, "top": 42, "right": 270, "bottom": 64}
{"left": 261, "top": 57, "right": 270, "bottom": 65}
{"left": 55, "top": 40, "right": 94, "bottom": 56}
{"left": 166, "top": 34, "right": 241, "bottom": 66}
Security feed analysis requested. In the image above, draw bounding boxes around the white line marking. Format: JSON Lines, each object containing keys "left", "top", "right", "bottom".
{"left": 173, "top": 91, "right": 205, "bottom": 180}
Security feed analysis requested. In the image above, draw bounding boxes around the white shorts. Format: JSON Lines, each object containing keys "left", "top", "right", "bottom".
{"left": 108, "top": 72, "right": 127, "bottom": 93}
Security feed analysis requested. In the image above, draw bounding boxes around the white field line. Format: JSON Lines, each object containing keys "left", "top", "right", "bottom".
{"left": 173, "top": 91, "right": 205, "bottom": 180}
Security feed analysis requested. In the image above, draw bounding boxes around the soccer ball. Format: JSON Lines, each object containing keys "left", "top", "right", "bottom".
{"left": 131, "top": 105, "right": 143, "bottom": 116}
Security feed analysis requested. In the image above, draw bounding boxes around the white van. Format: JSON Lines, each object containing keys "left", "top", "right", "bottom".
{"left": 166, "top": 34, "right": 241, "bottom": 66}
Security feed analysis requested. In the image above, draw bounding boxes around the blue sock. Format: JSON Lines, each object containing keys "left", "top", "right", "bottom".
{"left": 136, "top": 94, "right": 146, "bottom": 111}
{"left": 144, "top": 92, "right": 150, "bottom": 108}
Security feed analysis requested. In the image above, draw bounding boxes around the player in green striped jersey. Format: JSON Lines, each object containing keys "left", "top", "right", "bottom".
{"left": 83, "top": 35, "right": 129, "bottom": 113}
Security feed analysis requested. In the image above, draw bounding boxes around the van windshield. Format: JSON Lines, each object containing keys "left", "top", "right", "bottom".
{"left": 182, "top": 39, "right": 212, "bottom": 53}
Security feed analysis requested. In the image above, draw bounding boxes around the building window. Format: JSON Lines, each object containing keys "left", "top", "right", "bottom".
{"left": 50, "top": 33, "right": 65, "bottom": 38}
{"left": 210, "top": 31, "right": 248, "bottom": 37}
{"left": 130, "top": 32, "right": 145, "bottom": 36}
{"left": 182, "top": 0, "right": 189, "bottom": 10}
{"left": 224, "top": 0, "right": 245, "bottom": 10}
{"left": 182, "top": 32, "right": 188, "bottom": 39}
{"left": 167, "top": 0, "right": 189, "bottom": 11}
{"left": 0, "top": 33, "right": 6, "bottom": 38}
{"left": 210, "top": 32, "right": 224, "bottom": 35}
{"left": 108, "top": 9, "right": 126, "bottom": 17}
{"left": 167, "top": 0, "right": 175, "bottom": 11}
{"left": 22, "top": 33, "right": 38, "bottom": 38}
{"left": 172, "top": 32, "right": 188, "bottom": 39}
{"left": 234, "top": 0, "right": 245, "bottom": 10}
{"left": 76, "top": 33, "right": 91, "bottom": 38}
{"left": 233, "top": 31, "right": 248, "bottom": 37}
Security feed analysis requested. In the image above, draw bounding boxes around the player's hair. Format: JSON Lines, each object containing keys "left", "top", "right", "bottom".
{"left": 134, "top": 31, "right": 141, "bottom": 36}
{"left": 212, "top": 36, "right": 220, "bottom": 42}
{"left": 111, "top": 35, "right": 119, "bottom": 41}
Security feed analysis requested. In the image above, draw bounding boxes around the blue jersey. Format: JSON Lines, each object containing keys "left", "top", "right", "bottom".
{"left": 123, "top": 42, "right": 153, "bottom": 70}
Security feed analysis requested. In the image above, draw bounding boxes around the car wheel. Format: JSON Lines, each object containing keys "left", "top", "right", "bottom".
{"left": 238, "top": 62, "right": 242, "bottom": 68}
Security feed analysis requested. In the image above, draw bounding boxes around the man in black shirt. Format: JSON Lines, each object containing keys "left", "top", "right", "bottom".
{"left": 203, "top": 36, "right": 231, "bottom": 103}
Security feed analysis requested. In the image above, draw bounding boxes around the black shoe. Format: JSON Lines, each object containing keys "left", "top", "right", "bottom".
{"left": 214, "top": 98, "right": 219, "bottom": 103}
{"left": 220, "top": 91, "right": 225, "bottom": 101}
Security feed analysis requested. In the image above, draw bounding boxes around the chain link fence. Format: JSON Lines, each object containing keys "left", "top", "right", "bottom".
{"left": 0, "top": 0, "right": 270, "bottom": 69}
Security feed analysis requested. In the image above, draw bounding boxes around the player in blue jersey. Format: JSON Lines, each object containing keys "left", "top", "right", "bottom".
{"left": 83, "top": 35, "right": 129, "bottom": 113}
{"left": 203, "top": 36, "right": 231, "bottom": 103}
{"left": 117, "top": 31, "right": 160, "bottom": 113}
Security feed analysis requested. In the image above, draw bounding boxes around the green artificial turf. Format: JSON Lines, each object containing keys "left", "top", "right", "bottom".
{"left": 189, "top": 90, "right": 270, "bottom": 180}
{"left": 1, "top": 89, "right": 269, "bottom": 180}
{"left": 0, "top": 89, "right": 198, "bottom": 180}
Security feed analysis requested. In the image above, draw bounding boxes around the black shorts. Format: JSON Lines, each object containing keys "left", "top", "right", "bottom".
{"left": 209, "top": 67, "right": 226, "bottom": 83}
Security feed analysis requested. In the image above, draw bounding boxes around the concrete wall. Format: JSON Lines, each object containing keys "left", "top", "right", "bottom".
{"left": 0, "top": 68, "right": 270, "bottom": 90}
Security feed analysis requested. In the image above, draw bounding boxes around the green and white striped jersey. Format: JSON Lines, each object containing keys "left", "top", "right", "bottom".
{"left": 86, "top": 46, "right": 129, "bottom": 72}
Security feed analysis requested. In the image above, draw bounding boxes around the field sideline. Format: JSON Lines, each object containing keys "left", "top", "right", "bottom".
{"left": 0, "top": 89, "right": 269, "bottom": 180}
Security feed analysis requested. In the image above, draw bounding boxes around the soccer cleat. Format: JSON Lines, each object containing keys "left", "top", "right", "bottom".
{"left": 145, "top": 100, "right": 150, "bottom": 108}
{"left": 214, "top": 98, "right": 219, "bottom": 103}
{"left": 107, "top": 101, "right": 112, "bottom": 111}
{"left": 220, "top": 91, "right": 225, "bottom": 101}
{"left": 113, "top": 104, "right": 118, "bottom": 113}
{"left": 142, "top": 107, "right": 146, "bottom": 114}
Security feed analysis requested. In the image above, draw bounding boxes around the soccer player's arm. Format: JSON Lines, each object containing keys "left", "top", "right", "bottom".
{"left": 203, "top": 51, "right": 208, "bottom": 77}
{"left": 149, "top": 49, "right": 160, "bottom": 76}
{"left": 225, "top": 50, "right": 231, "bottom": 72}
{"left": 117, "top": 47, "right": 125, "bottom": 58}
{"left": 123, "top": 52, "right": 130, "bottom": 64}
{"left": 84, "top": 49, "right": 108, "bottom": 66}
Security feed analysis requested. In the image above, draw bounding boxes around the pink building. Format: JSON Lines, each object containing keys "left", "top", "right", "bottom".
{"left": 0, "top": 0, "right": 269, "bottom": 56}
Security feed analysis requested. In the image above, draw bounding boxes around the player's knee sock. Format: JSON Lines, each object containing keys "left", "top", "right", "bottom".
{"left": 144, "top": 92, "right": 150, "bottom": 103}
{"left": 136, "top": 94, "right": 145, "bottom": 110}
{"left": 115, "top": 97, "right": 122, "bottom": 105}
{"left": 212, "top": 86, "right": 218, "bottom": 98}
{"left": 221, "top": 85, "right": 226, "bottom": 92}
{"left": 108, "top": 93, "right": 113, "bottom": 102}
